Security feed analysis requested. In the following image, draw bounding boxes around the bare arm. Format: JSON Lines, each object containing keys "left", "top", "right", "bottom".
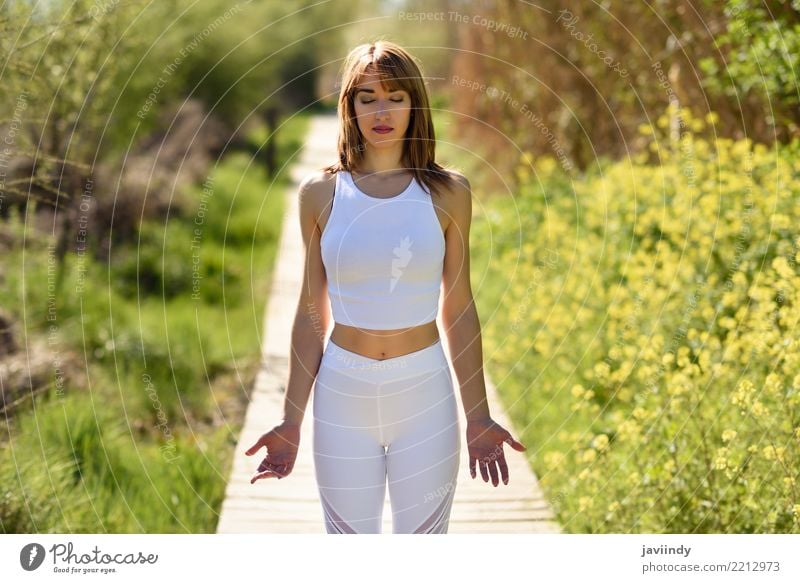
{"left": 440, "top": 173, "right": 526, "bottom": 487}
{"left": 247, "top": 174, "right": 331, "bottom": 482}
{"left": 440, "top": 174, "right": 490, "bottom": 421}
{"left": 282, "top": 173, "right": 332, "bottom": 426}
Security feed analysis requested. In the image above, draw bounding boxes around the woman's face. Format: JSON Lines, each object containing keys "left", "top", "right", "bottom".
{"left": 352, "top": 70, "right": 412, "bottom": 152}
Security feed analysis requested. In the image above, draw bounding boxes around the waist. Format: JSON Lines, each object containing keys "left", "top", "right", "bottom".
{"left": 329, "top": 319, "right": 439, "bottom": 361}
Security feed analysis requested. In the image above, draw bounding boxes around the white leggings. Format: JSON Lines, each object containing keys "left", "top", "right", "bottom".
{"left": 312, "top": 336, "right": 460, "bottom": 534}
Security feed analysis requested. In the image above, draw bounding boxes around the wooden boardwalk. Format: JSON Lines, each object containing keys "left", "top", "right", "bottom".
{"left": 216, "top": 113, "right": 561, "bottom": 534}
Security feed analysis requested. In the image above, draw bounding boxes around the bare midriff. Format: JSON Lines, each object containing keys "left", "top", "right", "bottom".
{"left": 329, "top": 319, "right": 440, "bottom": 361}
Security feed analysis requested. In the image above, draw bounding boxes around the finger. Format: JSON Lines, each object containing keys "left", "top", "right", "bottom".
{"left": 505, "top": 435, "right": 526, "bottom": 452}
{"left": 245, "top": 437, "right": 264, "bottom": 456}
{"left": 479, "top": 460, "right": 489, "bottom": 482}
{"left": 488, "top": 461, "right": 499, "bottom": 487}
{"left": 250, "top": 470, "right": 279, "bottom": 484}
{"left": 470, "top": 456, "right": 476, "bottom": 479}
{"left": 266, "top": 460, "right": 293, "bottom": 479}
{"left": 258, "top": 459, "right": 285, "bottom": 474}
{"left": 498, "top": 456, "right": 509, "bottom": 485}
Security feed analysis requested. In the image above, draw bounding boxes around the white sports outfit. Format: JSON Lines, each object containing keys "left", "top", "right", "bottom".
{"left": 312, "top": 170, "right": 460, "bottom": 534}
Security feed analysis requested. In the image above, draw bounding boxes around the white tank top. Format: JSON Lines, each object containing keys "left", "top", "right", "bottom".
{"left": 320, "top": 170, "right": 445, "bottom": 330}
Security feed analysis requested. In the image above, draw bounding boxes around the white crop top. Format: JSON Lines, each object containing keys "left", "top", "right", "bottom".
{"left": 320, "top": 170, "right": 445, "bottom": 330}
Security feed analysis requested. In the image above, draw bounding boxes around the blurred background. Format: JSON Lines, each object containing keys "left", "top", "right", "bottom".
{"left": 1, "top": 0, "right": 798, "bottom": 533}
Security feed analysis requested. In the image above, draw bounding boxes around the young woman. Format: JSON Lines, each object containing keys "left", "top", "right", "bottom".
{"left": 245, "top": 40, "right": 526, "bottom": 534}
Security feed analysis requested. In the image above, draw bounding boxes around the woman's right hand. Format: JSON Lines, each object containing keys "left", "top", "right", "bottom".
{"left": 245, "top": 421, "right": 301, "bottom": 484}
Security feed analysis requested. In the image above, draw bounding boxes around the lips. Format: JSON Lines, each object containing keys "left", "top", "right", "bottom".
{"left": 373, "top": 126, "right": 393, "bottom": 134}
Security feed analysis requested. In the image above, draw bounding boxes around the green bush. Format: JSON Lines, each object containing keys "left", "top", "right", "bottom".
{"left": 475, "top": 105, "right": 800, "bottom": 533}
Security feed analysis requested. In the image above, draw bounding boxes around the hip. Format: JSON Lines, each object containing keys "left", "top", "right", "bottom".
{"left": 313, "top": 336, "right": 457, "bottom": 422}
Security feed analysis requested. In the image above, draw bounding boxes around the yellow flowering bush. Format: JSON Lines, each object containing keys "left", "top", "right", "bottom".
{"left": 476, "top": 105, "right": 800, "bottom": 532}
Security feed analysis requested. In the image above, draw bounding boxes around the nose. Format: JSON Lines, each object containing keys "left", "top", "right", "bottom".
{"left": 375, "top": 99, "right": 390, "bottom": 120}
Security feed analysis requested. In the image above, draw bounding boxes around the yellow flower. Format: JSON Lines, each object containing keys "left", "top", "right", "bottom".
{"left": 582, "top": 449, "right": 597, "bottom": 463}
{"left": 638, "top": 123, "right": 654, "bottom": 136}
{"left": 594, "top": 362, "right": 611, "bottom": 380}
{"left": 764, "top": 373, "right": 782, "bottom": 396}
{"left": 608, "top": 501, "right": 621, "bottom": 513}
{"left": 722, "top": 429, "right": 737, "bottom": 442}
{"left": 544, "top": 451, "right": 565, "bottom": 469}
{"left": 592, "top": 434, "right": 609, "bottom": 451}
{"left": 771, "top": 215, "right": 791, "bottom": 232}
{"left": 714, "top": 446, "right": 729, "bottom": 470}
{"left": 750, "top": 400, "right": 767, "bottom": 418}
{"left": 571, "top": 384, "right": 586, "bottom": 399}
{"left": 667, "top": 382, "right": 688, "bottom": 396}
{"left": 578, "top": 496, "right": 593, "bottom": 512}
{"left": 732, "top": 379, "right": 755, "bottom": 407}
{"left": 617, "top": 387, "right": 633, "bottom": 402}
{"left": 619, "top": 419, "right": 641, "bottom": 440}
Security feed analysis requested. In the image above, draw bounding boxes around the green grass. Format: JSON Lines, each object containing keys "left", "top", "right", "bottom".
{"left": 0, "top": 111, "right": 311, "bottom": 533}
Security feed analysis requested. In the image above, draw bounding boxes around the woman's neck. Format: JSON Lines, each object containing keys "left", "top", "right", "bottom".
{"left": 356, "top": 147, "right": 406, "bottom": 176}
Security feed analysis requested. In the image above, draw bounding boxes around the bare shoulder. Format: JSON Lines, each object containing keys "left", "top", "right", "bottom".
{"left": 438, "top": 169, "right": 472, "bottom": 217}
{"left": 298, "top": 170, "right": 337, "bottom": 220}
{"left": 299, "top": 170, "right": 337, "bottom": 200}
{"left": 450, "top": 170, "right": 472, "bottom": 197}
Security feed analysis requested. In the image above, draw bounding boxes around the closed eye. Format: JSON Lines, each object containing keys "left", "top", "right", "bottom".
{"left": 360, "top": 98, "right": 404, "bottom": 104}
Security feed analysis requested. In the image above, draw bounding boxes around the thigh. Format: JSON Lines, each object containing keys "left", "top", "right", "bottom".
{"left": 384, "top": 367, "right": 461, "bottom": 534}
{"left": 313, "top": 363, "right": 386, "bottom": 534}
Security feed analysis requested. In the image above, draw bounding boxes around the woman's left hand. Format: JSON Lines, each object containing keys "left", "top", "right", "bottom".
{"left": 466, "top": 416, "right": 527, "bottom": 486}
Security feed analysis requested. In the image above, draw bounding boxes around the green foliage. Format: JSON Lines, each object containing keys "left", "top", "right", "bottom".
{"left": 699, "top": 0, "right": 800, "bottom": 127}
{"left": 0, "top": 113, "right": 310, "bottom": 532}
{"left": 111, "top": 219, "right": 200, "bottom": 300}
{"left": 0, "top": 389, "right": 233, "bottom": 532}
{"left": 108, "top": 143, "right": 291, "bottom": 303}
{"left": 475, "top": 104, "right": 800, "bottom": 532}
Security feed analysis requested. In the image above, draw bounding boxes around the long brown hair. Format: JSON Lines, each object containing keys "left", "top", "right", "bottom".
{"left": 321, "top": 40, "right": 460, "bottom": 198}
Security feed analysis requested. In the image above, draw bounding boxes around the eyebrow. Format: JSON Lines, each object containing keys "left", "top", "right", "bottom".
{"left": 354, "top": 87, "right": 404, "bottom": 94}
